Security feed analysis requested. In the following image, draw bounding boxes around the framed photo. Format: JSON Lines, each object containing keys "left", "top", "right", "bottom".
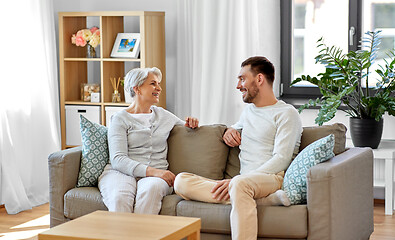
{"left": 111, "top": 33, "right": 141, "bottom": 58}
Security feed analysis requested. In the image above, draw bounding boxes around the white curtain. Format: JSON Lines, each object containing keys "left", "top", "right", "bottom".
{"left": 0, "top": 0, "right": 60, "bottom": 214}
{"left": 176, "top": 0, "right": 281, "bottom": 125}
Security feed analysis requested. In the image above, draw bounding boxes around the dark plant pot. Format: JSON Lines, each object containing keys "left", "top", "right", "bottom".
{"left": 350, "top": 117, "right": 383, "bottom": 149}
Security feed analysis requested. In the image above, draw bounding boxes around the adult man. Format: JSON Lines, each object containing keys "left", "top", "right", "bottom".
{"left": 174, "top": 56, "right": 302, "bottom": 240}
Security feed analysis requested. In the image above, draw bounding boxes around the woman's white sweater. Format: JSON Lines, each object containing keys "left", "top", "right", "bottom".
{"left": 108, "top": 106, "right": 184, "bottom": 178}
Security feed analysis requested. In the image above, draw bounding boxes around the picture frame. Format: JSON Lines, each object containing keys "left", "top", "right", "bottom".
{"left": 110, "top": 33, "right": 141, "bottom": 58}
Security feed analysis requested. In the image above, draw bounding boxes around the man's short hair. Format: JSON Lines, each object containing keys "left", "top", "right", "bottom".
{"left": 241, "top": 56, "right": 275, "bottom": 85}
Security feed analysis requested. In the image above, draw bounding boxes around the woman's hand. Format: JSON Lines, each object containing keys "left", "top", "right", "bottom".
{"left": 146, "top": 166, "right": 176, "bottom": 186}
{"left": 185, "top": 117, "right": 199, "bottom": 129}
{"left": 223, "top": 127, "right": 241, "bottom": 147}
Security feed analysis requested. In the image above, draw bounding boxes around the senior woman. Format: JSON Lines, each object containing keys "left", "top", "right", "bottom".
{"left": 98, "top": 67, "right": 198, "bottom": 214}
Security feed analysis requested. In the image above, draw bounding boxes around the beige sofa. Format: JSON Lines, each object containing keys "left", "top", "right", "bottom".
{"left": 48, "top": 123, "right": 374, "bottom": 240}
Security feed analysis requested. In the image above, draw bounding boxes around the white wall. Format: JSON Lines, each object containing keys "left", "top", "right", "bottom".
{"left": 53, "top": 0, "right": 178, "bottom": 112}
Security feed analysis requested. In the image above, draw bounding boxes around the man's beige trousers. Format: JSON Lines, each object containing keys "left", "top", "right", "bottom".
{"left": 174, "top": 171, "right": 284, "bottom": 240}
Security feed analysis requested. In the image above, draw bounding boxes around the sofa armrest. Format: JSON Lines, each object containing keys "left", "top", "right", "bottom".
{"left": 307, "top": 147, "right": 374, "bottom": 240}
{"left": 48, "top": 146, "right": 82, "bottom": 227}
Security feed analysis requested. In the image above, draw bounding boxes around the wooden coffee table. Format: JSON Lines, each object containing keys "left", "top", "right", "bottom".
{"left": 38, "top": 211, "right": 201, "bottom": 240}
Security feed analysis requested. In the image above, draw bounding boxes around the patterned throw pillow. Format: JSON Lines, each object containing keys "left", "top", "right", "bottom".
{"left": 77, "top": 115, "right": 109, "bottom": 187}
{"left": 282, "top": 134, "right": 335, "bottom": 205}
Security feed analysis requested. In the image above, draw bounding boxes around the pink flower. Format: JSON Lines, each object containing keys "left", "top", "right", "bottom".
{"left": 90, "top": 26, "right": 99, "bottom": 34}
{"left": 75, "top": 35, "right": 87, "bottom": 47}
{"left": 71, "top": 27, "right": 100, "bottom": 48}
{"left": 76, "top": 30, "right": 84, "bottom": 37}
{"left": 71, "top": 34, "right": 76, "bottom": 44}
{"left": 93, "top": 29, "right": 100, "bottom": 37}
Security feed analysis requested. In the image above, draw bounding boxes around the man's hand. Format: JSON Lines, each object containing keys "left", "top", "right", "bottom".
{"left": 185, "top": 117, "right": 199, "bottom": 129}
{"left": 146, "top": 167, "right": 176, "bottom": 187}
{"left": 223, "top": 127, "right": 241, "bottom": 147}
{"left": 211, "top": 179, "right": 231, "bottom": 201}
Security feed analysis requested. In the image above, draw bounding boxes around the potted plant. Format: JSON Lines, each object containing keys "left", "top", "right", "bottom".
{"left": 291, "top": 30, "right": 395, "bottom": 148}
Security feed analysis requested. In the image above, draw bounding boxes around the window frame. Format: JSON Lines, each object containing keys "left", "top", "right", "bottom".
{"left": 280, "top": 0, "right": 362, "bottom": 98}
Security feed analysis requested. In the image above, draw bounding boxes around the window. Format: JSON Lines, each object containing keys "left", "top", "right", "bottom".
{"left": 363, "top": 0, "right": 395, "bottom": 87}
{"left": 281, "top": 0, "right": 395, "bottom": 97}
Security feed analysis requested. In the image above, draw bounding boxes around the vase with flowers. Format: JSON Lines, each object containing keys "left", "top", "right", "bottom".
{"left": 71, "top": 26, "right": 100, "bottom": 58}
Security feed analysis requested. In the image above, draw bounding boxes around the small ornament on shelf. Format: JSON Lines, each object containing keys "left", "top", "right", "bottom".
{"left": 110, "top": 77, "right": 122, "bottom": 103}
{"left": 81, "top": 83, "right": 100, "bottom": 102}
{"left": 71, "top": 26, "right": 100, "bottom": 58}
{"left": 90, "top": 92, "right": 100, "bottom": 103}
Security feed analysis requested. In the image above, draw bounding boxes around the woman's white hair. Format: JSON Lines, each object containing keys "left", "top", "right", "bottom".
{"left": 124, "top": 67, "right": 162, "bottom": 97}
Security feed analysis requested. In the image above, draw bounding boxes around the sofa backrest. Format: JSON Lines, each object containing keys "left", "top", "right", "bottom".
{"left": 167, "top": 123, "right": 347, "bottom": 180}
{"left": 224, "top": 123, "right": 347, "bottom": 178}
{"left": 224, "top": 147, "right": 240, "bottom": 179}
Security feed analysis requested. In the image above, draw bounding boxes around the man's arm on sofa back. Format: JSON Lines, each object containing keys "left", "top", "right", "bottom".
{"left": 48, "top": 146, "right": 82, "bottom": 227}
{"left": 307, "top": 147, "right": 374, "bottom": 240}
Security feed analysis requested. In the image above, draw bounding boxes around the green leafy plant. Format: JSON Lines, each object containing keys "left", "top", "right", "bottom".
{"left": 291, "top": 30, "right": 395, "bottom": 125}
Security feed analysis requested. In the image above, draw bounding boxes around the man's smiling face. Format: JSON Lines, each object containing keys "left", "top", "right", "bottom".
{"left": 237, "top": 65, "right": 259, "bottom": 103}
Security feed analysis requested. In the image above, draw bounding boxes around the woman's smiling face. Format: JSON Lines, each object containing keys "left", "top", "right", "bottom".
{"left": 135, "top": 72, "right": 162, "bottom": 104}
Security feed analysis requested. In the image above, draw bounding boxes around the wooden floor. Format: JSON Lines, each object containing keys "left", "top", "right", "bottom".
{"left": 0, "top": 203, "right": 394, "bottom": 239}
{"left": 0, "top": 204, "right": 49, "bottom": 240}
{"left": 371, "top": 203, "right": 395, "bottom": 240}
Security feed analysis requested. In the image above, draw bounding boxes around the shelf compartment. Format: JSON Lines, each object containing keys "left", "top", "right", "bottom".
{"left": 101, "top": 16, "right": 124, "bottom": 58}
{"left": 61, "top": 16, "right": 87, "bottom": 59}
{"left": 61, "top": 16, "right": 101, "bottom": 58}
{"left": 63, "top": 61, "right": 101, "bottom": 102}
{"left": 65, "top": 105, "right": 101, "bottom": 145}
{"left": 63, "top": 61, "right": 87, "bottom": 101}
{"left": 102, "top": 61, "right": 127, "bottom": 103}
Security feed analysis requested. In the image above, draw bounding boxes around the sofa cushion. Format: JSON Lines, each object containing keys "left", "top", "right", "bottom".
{"left": 224, "top": 146, "right": 240, "bottom": 179}
{"left": 283, "top": 134, "right": 335, "bottom": 205}
{"left": 77, "top": 115, "right": 109, "bottom": 187}
{"left": 176, "top": 200, "right": 307, "bottom": 238}
{"left": 64, "top": 187, "right": 107, "bottom": 219}
{"left": 159, "top": 194, "right": 184, "bottom": 216}
{"left": 167, "top": 125, "right": 229, "bottom": 180}
{"left": 300, "top": 123, "right": 346, "bottom": 155}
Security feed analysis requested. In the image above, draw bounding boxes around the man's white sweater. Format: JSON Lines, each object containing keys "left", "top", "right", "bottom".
{"left": 231, "top": 100, "right": 302, "bottom": 175}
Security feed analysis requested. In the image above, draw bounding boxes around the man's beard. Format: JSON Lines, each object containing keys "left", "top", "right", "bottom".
{"left": 243, "top": 83, "right": 259, "bottom": 103}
